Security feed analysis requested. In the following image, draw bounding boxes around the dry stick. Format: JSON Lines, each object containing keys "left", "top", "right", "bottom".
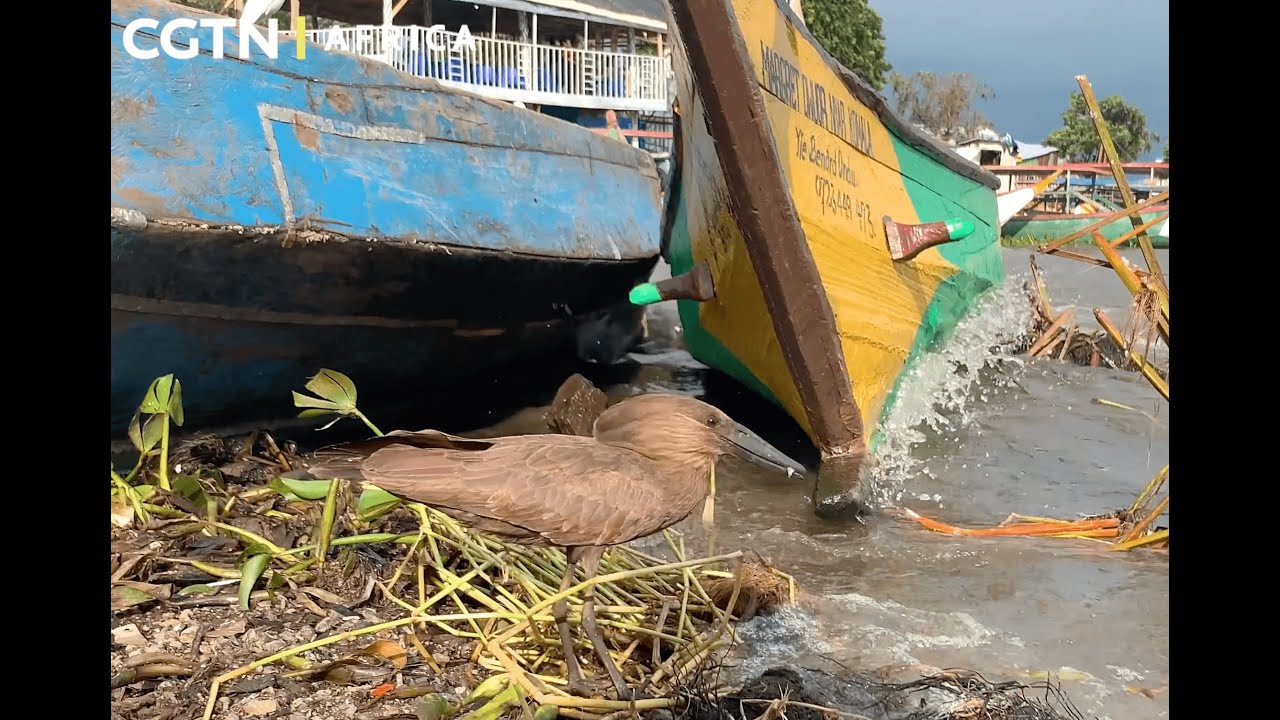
{"left": 1076, "top": 74, "right": 1167, "bottom": 291}
{"left": 1038, "top": 189, "right": 1169, "bottom": 254}
{"left": 1127, "top": 466, "right": 1169, "bottom": 518}
{"left": 1028, "top": 255, "right": 1054, "bottom": 322}
{"left": 1118, "top": 495, "right": 1169, "bottom": 545}
{"left": 1108, "top": 212, "right": 1169, "bottom": 249}
{"left": 1111, "top": 528, "right": 1169, "bottom": 551}
{"left": 1027, "top": 309, "right": 1075, "bottom": 357}
{"left": 1095, "top": 310, "right": 1169, "bottom": 400}
{"left": 1092, "top": 233, "right": 1169, "bottom": 343}
{"left": 1056, "top": 319, "right": 1077, "bottom": 361}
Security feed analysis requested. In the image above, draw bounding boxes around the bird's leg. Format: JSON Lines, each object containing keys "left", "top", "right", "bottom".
{"left": 554, "top": 552, "right": 586, "bottom": 690}
{"left": 578, "top": 547, "right": 645, "bottom": 701}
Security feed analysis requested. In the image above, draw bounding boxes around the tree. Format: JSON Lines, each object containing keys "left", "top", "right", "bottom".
{"left": 802, "top": 0, "right": 891, "bottom": 89}
{"left": 1163, "top": 140, "right": 1168, "bottom": 162}
{"left": 1044, "top": 91, "right": 1159, "bottom": 163}
{"left": 887, "top": 71, "right": 994, "bottom": 142}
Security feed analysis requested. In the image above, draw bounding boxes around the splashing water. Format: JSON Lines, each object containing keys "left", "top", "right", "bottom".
{"left": 865, "top": 273, "right": 1037, "bottom": 508}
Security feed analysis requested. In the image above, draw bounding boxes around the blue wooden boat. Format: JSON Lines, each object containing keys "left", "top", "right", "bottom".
{"left": 111, "top": 0, "right": 662, "bottom": 434}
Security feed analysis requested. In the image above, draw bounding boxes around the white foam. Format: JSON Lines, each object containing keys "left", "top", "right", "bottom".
{"left": 867, "top": 277, "right": 1036, "bottom": 507}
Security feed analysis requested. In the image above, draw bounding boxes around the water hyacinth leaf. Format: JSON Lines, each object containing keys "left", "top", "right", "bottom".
{"left": 139, "top": 414, "right": 166, "bottom": 454}
{"left": 457, "top": 686, "right": 521, "bottom": 720}
{"left": 238, "top": 553, "right": 271, "bottom": 609}
{"left": 298, "top": 408, "right": 337, "bottom": 418}
{"left": 111, "top": 582, "right": 173, "bottom": 611}
{"left": 168, "top": 379, "right": 184, "bottom": 426}
{"left": 292, "top": 391, "right": 342, "bottom": 412}
{"left": 112, "top": 585, "right": 157, "bottom": 611}
{"left": 305, "top": 369, "right": 358, "bottom": 409}
{"left": 172, "top": 474, "right": 207, "bottom": 504}
{"left": 357, "top": 486, "right": 401, "bottom": 516}
{"left": 464, "top": 674, "right": 511, "bottom": 705}
{"left": 134, "top": 484, "right": 157, "bottom": 501}
{"left": 140, "top": 374, "right": 176, "bottom": 414}
{"left": 128, "top": 412, "right": 145, "bottom": 452}
{"left": 416, "top": 694, "right": 457, "bottom": 720}
{"left": 271, "top": 476, "right": 332, "bottom": 501}
{"left": 268, "top": 571, "right": 287, "bottom": 591}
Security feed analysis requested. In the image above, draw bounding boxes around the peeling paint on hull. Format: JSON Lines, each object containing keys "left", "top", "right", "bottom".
{"left": 110, "top": 0, "right": 662, "bottom": 434}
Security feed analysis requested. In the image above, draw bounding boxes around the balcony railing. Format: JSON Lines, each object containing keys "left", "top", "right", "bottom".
{"left": 302, "top": 25, "right": 672, "bottom": 113}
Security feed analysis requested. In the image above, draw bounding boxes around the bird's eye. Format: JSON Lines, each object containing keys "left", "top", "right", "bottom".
{"left": 705, "top": 415, "right": 720, "bottom": 428}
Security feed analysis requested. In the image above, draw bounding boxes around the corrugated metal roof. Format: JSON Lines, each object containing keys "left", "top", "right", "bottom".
{"left": 1016, "top": 142, "right": 1056, "bottom": 159}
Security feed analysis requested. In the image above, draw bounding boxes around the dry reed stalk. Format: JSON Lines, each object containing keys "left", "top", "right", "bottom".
{"left": 1094, "top": 310, "right": 1169, "bottom": 400}
{"left": 198, "top": 504, "right": 785, "bottom": 720}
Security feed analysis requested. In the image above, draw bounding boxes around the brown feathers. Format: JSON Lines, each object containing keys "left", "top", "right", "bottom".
{"left": 300, "top": 394, "right": 744, "bottom": 549}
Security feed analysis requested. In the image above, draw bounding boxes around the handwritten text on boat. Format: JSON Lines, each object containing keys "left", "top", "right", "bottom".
{"left": 759, "top": 43, "right": 873, "bottom": 158}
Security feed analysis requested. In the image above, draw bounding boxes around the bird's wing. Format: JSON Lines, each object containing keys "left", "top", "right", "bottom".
{"left": 360, "top": 435, "right": 691, "bottom": 547}
{"left": 305, "top": 430, "right": 496, "bottom": 481}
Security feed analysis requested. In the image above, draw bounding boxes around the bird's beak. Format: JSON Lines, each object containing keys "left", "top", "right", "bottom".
{"left": 724, "top": 423, "right": 807, "bottom": 478}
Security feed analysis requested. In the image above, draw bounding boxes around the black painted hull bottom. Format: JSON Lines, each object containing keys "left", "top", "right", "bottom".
{"left": 111, "top": 226, "right": 657, "bottom": 435}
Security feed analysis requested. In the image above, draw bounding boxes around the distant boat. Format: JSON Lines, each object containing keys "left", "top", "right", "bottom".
{"left": 1002, "top": 206, "right": 1170, "bottom": 249}
{"left": 988, "top": 164, "right": 1169, "bottom": 248}
{"left": 643, "top": 0, "right": 1005, "bottom": 516}
{"left": 111, "top": 0, "right": 662, "bottom": 434}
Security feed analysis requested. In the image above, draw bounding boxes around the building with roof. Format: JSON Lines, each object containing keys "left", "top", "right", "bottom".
{"left": 285, "top": 0, "right": 674, "bottom": 153}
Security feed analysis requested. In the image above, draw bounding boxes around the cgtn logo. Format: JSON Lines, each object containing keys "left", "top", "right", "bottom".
{"left": 122, "top": 18, "right": 294, "bottom": 60}
{"left": 318, "top": 24, "right": 478, "bottom": 54}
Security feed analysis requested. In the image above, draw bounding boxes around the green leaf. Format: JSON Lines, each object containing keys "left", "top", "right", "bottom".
{"left": 292, "top": 391, "right": 343, "bottom": 411}
{"left": 134, "top": 485, "right": 158, "bottom": 501}
{"left": 128, "top": 412, "right": 145, "bottom": 452}
{"left": 177, "top": 584, "right": 215, "bottom": 597}
{"left": 267, "top": 571, "right": 287, "bottom": 591}
{"left": 140, "top": 374, "right": 176, "bottom": 414}
{"left": 270, "top": 476, "right": 332, "bottom": 501}
{"left": 357, "top": 486, "right": 401, "bottom": 518}
{"left": 238, "top": 553, "right": 271, "bottom": 610}
{"left": 172, "top": 474, "right": 206, "bottom": 504}
{"left": 298, "top": 408, "right": 338, "bottom": 418}
{"left": 111, "top": 585, "right": 157, "bottom": 611}
{"left": 168, "top": 379, "right": 184, "bottom": 426}
{"left": 303, "top": 369, "right": 357, "bottom": 410}
{"left": 416, "top": 694, "right": 457, "bottom": 720}
{"left": 141, "top": 414, "right": 166, "bottom": 453}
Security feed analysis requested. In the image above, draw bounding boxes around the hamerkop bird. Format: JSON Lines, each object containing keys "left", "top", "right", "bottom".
{"left": 300, "top": 393, "right": 805, "bottom": 699}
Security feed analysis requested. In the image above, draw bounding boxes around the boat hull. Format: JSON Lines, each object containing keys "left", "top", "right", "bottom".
{"left": 111, "top": 0, "right": 661, "bottom": 434}
{"left": 1002, "top": 209, "right": 1170, "bottom": 248}
{"left": 662, "top": 0, "right": 1003, "bottom": 513}
{"left": 111, "top": 223, "right": 654, "bottom": 432}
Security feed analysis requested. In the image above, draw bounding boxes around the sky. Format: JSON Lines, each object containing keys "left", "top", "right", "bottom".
{"left": 868, "top": 0, "right": 1169, "bottom": 160}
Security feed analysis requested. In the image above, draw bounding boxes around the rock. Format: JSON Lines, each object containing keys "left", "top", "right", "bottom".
{"left": 112, "top": 623, "right": 147, "bottom": 646}
{"left": 243, "top": 698, "right": 279, "bottom": 716}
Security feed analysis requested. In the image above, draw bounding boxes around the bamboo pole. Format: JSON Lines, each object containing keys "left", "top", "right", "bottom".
{"left": 1038, "top": 190, "right": 1169, "bottom": 253}
{"left": 1027, "top": 308, "right": 1075, "bottom": 357}
{"left": 1094, "top": 309, "right": 1168, "bottom": 400}
{"left": 1092, "top": 232, "right": 1169, "bottom": 344}
{"left": 1109, "top": 212, "right": 1169, "bottom": 249}
{"left": 1075, "top": 75, "right": 1167, "bottom": 292}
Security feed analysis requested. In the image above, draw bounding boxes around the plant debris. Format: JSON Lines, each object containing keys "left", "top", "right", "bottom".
{"left": 111, "top": 370, "right": 796, "bottom": 720}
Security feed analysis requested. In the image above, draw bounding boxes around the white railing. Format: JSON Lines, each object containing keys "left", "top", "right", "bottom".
{"left": 301, "top": 25, "right": 672, "bottom": 112}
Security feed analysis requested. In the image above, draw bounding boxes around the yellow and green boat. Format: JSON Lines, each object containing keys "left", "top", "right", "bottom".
{"left": 632, "top": 0, "right": 1005, "bottom": 517}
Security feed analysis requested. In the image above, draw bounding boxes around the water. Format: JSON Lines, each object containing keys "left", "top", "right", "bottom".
{"left": 485, "top": 247, "right": 1171, "bottom": 719}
